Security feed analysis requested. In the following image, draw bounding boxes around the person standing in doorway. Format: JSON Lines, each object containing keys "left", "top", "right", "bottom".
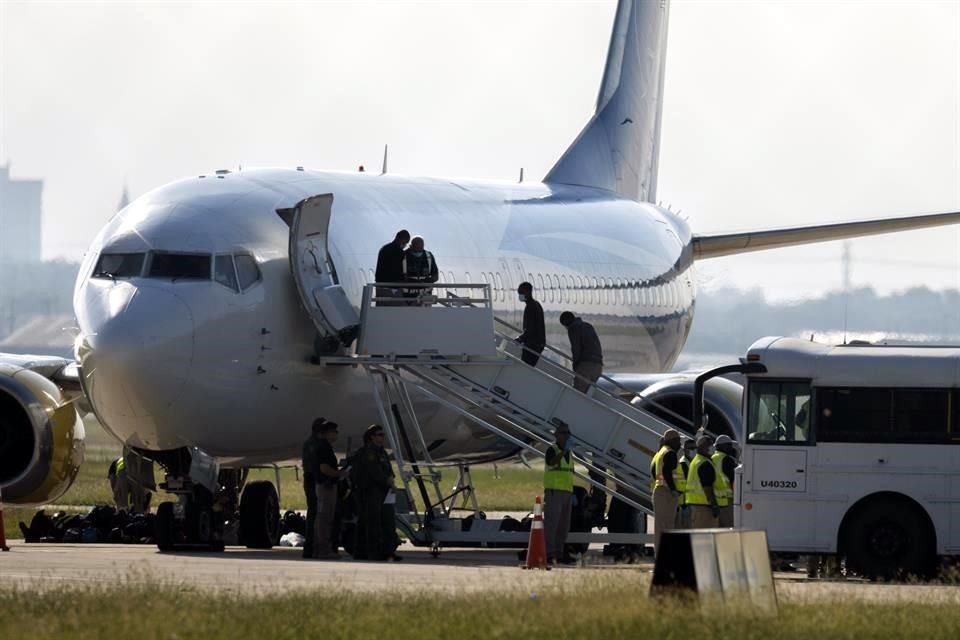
{"left": 544, "top": 424, "right": 576, "bottom": 565}
{"left": 375, "top": 229, "right": 410, "bottom": 304}
{"left": 515, "top": 281, "right": 545, "bottom": 367}
{"left": 559, "top": 311, "right": 603, "bottom": 393}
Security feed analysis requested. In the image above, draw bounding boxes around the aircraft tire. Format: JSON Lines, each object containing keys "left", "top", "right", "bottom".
{"left": 239, "top": 480, "right": 280, "bottom": 549}
{"left": 156, "top": 502, "right": 176, "bottom": 551}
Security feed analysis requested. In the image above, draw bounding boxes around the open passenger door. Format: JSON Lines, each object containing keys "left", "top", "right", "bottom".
{"left": 284, "top": 194, "right": 359, "bottom": 348}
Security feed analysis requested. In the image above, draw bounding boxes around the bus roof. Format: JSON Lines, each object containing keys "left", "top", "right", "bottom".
{"left": 745, "top": 337, "right": 960, "bottom": 387}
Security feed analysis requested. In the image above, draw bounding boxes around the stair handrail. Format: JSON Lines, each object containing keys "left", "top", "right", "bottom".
{"left": 491, "top": 316, "right": 697, "bottom": 431}
{"left": 388, "top": 364, "right": 653, "bottom": 513}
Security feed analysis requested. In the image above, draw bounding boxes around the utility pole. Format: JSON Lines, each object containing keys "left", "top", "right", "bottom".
{"left": 842, "top": 241, "right": 852, "bottom": 293}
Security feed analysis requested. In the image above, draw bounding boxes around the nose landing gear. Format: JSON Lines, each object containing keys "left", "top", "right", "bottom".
{"left": 148, "top": 447, "right": 279, "bottom": 552}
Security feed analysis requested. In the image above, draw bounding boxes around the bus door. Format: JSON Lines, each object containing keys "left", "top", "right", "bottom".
{"left": 740, "top": 379, "right": 818, "bottom": 549}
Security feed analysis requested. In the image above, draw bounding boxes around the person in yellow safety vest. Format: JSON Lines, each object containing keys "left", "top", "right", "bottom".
{"left": 712, "top": 434, "right": 737, "bottom": 528}
{"left": 685, "top": 436, "right": 722, "bottom": 529}
{"left": 543, "top": 423, "right": 576, "bottom": 565}
{"left": 650, "top": 429, "right": 684, "bottom": 553}
{"left": 676, "top": 437, "right": 696, "bottom": 529}
{"left": 107, "top": 452, "right": 149, "bottom": 514}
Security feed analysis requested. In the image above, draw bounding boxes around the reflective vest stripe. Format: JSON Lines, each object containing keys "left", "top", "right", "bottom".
{"left": 651, "top": 445, "right": 684, "bottom": 491}
{"left": 685, "top": 454, "right": 712, "bottom": 506}
{"left": 115, "top": 457, "right": 125, "bottom": 474}
{"left": 677, "top": 456, "right": 690, "bottom": 505}
{"left": 711, "top": 451, "right": 733, "bottom": 507}
{"left": 543, "top": 445, "right": 574, "bottom": 492}
{"left": 402, "top": 253, "right": 433, "bottom": 281}
{"left": 649, "top": 448, "right": 664, "bottom": 491}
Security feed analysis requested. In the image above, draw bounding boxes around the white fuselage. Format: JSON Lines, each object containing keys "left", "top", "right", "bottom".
{"left": 74, "top": 168, "right": 696, "bottom": 465}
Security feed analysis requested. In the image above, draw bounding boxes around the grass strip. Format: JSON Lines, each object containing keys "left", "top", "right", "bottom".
{"left": 2, "top": 574, "right": 960, "bottom": 640}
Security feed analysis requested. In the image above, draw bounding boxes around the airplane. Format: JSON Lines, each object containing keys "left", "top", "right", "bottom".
{"left": 2, "top": 0, "right": 958, "bottom": 549}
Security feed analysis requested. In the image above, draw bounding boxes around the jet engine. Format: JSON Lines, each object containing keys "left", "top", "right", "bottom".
{"left": 0, "top": 363, "right": 85, "bottom": 506}
{"left": 613, "top": 374, "right": 744, "bottom": 441}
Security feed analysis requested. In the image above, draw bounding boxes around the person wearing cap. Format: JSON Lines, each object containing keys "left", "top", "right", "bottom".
{"left": 712, "top": 435, "right": 738, "bottom": 528}
{"left": 301, "top": 418, "right": 325, "bottom": 558}
{"left": 311, "top": 420, "right": 348, "bottom": 559}
{"left": 650, "top": 429, "right": 684, "bottom": 552}
{"left": 515, "top": 282, "right": 545, "bottom": 367}
{"left": 685, "top": 436, "right": 721, "bottom": 529}
{"left": 559, "top": 311, "right": 603, "bottom": 393}
{"left": 544, "top": 424, "right": 576, "bottom": 564}
{"left": 351, "top": 425, "right": 401, "bottom": 561}
{"left": 676, "top": 437, "right": 697, "bottom": 529}
{"left": 401, "top": 236, "right": 439, "bottom": 302}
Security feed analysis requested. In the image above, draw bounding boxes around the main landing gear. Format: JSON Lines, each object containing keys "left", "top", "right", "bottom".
{"left": 147, "top": 447, "right": 280, "bottom": 551}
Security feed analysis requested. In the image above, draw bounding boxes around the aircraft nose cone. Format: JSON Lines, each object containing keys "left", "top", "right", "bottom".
{"left": 77, "top": 282, "right": 194, "bottom": 446}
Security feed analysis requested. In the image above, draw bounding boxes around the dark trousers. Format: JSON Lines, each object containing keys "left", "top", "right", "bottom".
{"left": 573, "top": 361, "right": 603, "bottom": 393}
{"left": 544, "top": 488, "right": 573, "bottom": 560}
{"left": 381, "top": 502, "right": 399, "bottom": 557}
{"left": 302, "top": 477, "right": 317, "bottom": 557}
{"left": 521, "top": 346, "right": 543, "bottom": 367}
{"left": 355, "top": 490, "right": 386, "bottom": 560}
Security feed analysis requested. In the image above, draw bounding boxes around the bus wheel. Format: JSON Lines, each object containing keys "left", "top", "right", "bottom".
{"left": 845, "top": 500, "right": 934, "bottom": 580}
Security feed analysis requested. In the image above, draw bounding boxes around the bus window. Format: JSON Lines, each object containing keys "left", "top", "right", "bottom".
{"left": 747, "top": 380, "right": 813, "bottom": 444}
{"left": 817, "top": 387, "right": 951, "bottom": 444}
{"left": 816, "top": 388, "right": 891, "bottom": 443}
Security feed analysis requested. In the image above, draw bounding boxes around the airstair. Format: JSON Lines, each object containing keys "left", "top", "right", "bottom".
{"left": 281, "top": 192, "right": 698, "bottom": 553}
{"left": 314, "top": 283, "right": 699, "bottom": 553}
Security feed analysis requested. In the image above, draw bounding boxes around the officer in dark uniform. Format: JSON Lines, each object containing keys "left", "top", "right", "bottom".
{"left": 301, "top": 417, "right": 326, "bottom": 559}
{"left": 350, "top": 425, "right": 401, "bottom": 561}
{"left": 401, "top": 236, "right": 439, "bottom": 302}
{"left": 312, "top": 420, "right": 348, "bottom": 559}
{"left": 375, "top": 229, "right": 410, "bottom": 304}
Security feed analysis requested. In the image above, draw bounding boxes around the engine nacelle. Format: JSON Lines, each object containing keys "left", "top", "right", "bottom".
{"left": 0, "top": 364, "right": 85, "bottom": 506}
{"left": 620, "top": 374, "right": 744, "bottom": 441}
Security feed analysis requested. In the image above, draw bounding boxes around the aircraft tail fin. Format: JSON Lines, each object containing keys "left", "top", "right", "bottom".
{"left": 544, "top": 0, "right": 670, "bottom": 203}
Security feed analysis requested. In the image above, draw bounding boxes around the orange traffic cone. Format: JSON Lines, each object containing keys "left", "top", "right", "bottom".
{"left": 523, "top": 496, "right": 548, "bottom": 570}
{"left": 0, "top": 488, "right": 10, "bottom": 552}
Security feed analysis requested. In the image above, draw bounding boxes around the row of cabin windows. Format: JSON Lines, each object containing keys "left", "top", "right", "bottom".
{"left": 358, "top": 268, "right": 689, "bottom": 308}
{"left": 93, "top": 252, "right": 261, "bottom": 292}
{"left": 748, "top": 381, "right": 960, "bottom": 445}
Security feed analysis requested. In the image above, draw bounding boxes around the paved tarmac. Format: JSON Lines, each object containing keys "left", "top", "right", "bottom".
{"left": 5, "top": 541, "right": 960, "bottom": 603}
{"left": 1, "top": 541, "right": 626, "bottom": 594}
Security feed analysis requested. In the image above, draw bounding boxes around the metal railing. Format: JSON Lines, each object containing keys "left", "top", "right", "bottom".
{"left": 491, "top": 315, "right": 697, "bottom": 432}
{"left": 368, "top": 283, "right": 699, "bottom": 433}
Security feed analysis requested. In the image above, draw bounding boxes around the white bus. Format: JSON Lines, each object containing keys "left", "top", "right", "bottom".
{"left": 735, "top": 336, "right": 960, "bottom": 579}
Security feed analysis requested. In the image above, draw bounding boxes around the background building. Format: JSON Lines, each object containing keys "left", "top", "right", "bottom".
{"left": 0, "top": 163, "right": 43, "bottom": 263}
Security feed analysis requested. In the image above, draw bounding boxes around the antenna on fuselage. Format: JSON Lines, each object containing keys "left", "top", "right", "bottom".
{"left": 519, "top": 167, "right": 524, "bottom": 183}
{"left": 381, "top": 144, "right": 388, "bottom": 175}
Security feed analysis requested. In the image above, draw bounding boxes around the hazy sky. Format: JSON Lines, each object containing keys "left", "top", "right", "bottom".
{"left": 1, "top": 0, "right": 958, "bottom": 301}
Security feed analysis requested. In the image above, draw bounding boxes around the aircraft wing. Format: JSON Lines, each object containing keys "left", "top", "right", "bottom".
{"left": 0, "top": 353, "right": 84, "bottom": 398}
{"left": 692, "top": 210, "right": 960, "bottom": 260}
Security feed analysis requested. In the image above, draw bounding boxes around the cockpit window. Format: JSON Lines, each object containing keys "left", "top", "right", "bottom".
{"left": 92, "top": 253, "right": 145, "bottom": 279}
{"left": 235, "top": 254, "right": 261, "bottom": 290}
{"left": 214, "top": 255, "right": 238, "bottom": 292}
{"left": 148, "top": 253, "right": 211, "bottom": 280}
